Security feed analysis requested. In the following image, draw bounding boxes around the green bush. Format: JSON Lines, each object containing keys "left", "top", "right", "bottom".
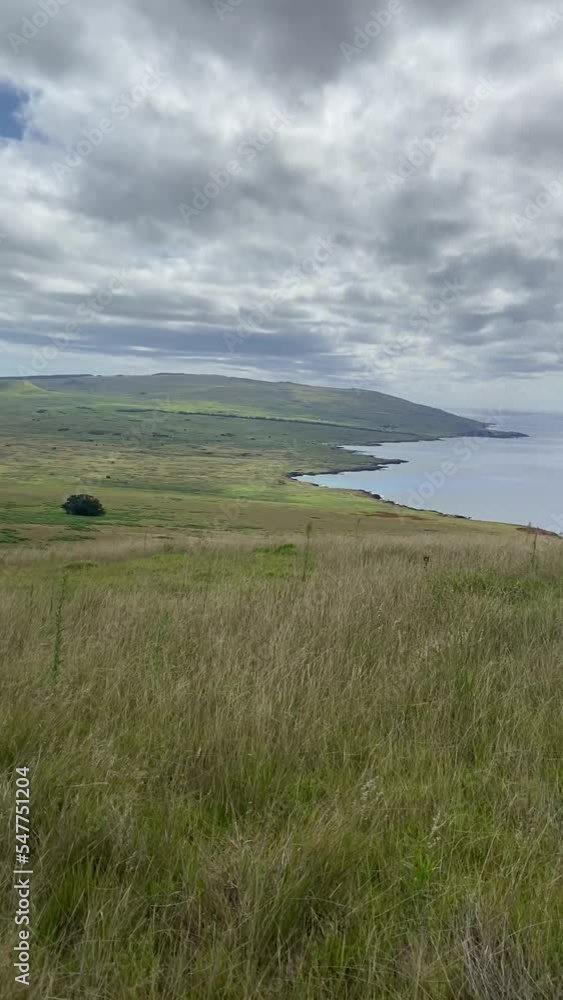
{"left": 61, "top": 494, "right": 106, "bottom": 517}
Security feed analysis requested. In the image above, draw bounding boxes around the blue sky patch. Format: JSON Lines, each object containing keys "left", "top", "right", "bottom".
{"left": 0, "top": 81, "right": 28, "bottom": 141}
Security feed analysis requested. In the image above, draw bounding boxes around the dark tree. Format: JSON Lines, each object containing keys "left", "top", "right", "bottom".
{"left": 62, "top": 494, "right": 106, "bottom": 517}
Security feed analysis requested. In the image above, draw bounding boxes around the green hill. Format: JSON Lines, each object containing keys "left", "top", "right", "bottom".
{"left": 4, "top": 373, "right": 486, "bottom": 438}
{"left": 0, "top": 378, "right": 48, "bottom": 395}
{"left": 0, "top": 372, "right": 508, "bottom": 545}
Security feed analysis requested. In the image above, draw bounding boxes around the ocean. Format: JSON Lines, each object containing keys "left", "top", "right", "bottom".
{"left": 296, "top": 410, "right": 563, "bottom": 533}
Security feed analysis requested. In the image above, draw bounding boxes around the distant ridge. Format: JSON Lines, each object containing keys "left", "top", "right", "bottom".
{"left": 3, "top": 374, "right": 94, "bottom": 380}
{"left": 0, "top": 371, "right": 494, "bottom": 441}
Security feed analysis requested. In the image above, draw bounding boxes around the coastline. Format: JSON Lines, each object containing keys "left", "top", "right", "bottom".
{"left": 288, "top": 425, "right": 527, "bottom": 485}
{"left": 288, "top": 426, "right": 541, "bottom": 528}
{"left": 289, "top": 463, "right": 472, "bottom": 521}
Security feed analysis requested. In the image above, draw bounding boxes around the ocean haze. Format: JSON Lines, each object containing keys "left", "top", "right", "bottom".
{"left": 297, "top": 411, "right": 563, "bottom": 532}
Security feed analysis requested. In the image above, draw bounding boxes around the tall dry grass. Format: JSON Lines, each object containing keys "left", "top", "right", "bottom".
{"left": 1, "top": 530, "right": 563, "bottom": 998}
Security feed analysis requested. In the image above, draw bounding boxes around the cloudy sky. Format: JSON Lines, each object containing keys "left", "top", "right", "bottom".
{"left": 0, "top": 0, "right": 562, "bottom": 411}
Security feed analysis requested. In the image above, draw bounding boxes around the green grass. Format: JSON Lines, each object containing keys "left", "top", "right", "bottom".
{"left": 0, "top": 374, "right": 513, "bottom": 545}
{"left": 1, "top": 373, "right": 487, "bottom": 437}
{"left": 1, "top": 530, "right": 563, "bottom": 997}
{"left": 2, "top": 373, "right": 552, "bottom": 994}
{"left": 0, "top": 376, "right": 563, "bottom": 1000}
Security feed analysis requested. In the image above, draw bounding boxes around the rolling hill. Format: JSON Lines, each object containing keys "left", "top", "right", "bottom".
{"left": 1, "top": 372, "right": 487, "bottom": 438}
{"left": 0, "top": 372, "right": 514, "bottom": 546}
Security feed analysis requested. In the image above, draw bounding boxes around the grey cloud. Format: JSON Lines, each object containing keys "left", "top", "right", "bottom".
{"left": 135, "top": 0, "right": 403, "bottom": 87}
{"left": 0, "top": 0, "right": 562, "bottom": 409}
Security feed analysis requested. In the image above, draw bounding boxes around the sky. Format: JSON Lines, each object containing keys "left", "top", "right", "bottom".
{"left": 0, "top": 0, "right": 562, "bottom": 412}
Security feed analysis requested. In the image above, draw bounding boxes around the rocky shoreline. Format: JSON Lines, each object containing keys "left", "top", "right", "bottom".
{"left": 289, "top": 472, "right": 472, "bottom": 521}
{"left": 287, "top": 426, "right": 528, "bottom": 484}
{"left": 464, "top": 428, "right": 528, "bottom": 439}
{"left": 288, "top": 425, "right": 553, "bottom": 530}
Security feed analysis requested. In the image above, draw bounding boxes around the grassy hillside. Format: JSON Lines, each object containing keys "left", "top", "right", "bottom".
{"left": 2, "top": 374, "right": 487, "bottom": 436}
{"left": 2, "top": 529, "right": 563, "bottom": 997}
{"left": 1, "top": 374, "right": 561, "bottom": 995}
{"left": 0, "top": 374, "right": 502, "bottom": 546}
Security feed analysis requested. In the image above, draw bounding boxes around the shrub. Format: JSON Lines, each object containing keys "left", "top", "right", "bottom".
{"left": 61, "top": 494, "right": 106, "bottom": 517}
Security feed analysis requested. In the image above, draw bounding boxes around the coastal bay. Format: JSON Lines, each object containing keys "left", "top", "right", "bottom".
{"left": 296, "top": 411, "right": 563, "bottom": 533}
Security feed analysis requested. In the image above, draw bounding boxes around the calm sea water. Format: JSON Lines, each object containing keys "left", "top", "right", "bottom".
{"left": 297, "top": 411, "right": 563, "bottom": 533}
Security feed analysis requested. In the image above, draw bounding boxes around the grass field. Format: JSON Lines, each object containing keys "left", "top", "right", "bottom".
{"left": 2, "top": 373, "right": 559, "bottom": 997}
{"left": 0, "top": 374, "right": 496, "bottom": 545}
{"left": 2, "top": 528, "right": 563, "bottom": 998}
